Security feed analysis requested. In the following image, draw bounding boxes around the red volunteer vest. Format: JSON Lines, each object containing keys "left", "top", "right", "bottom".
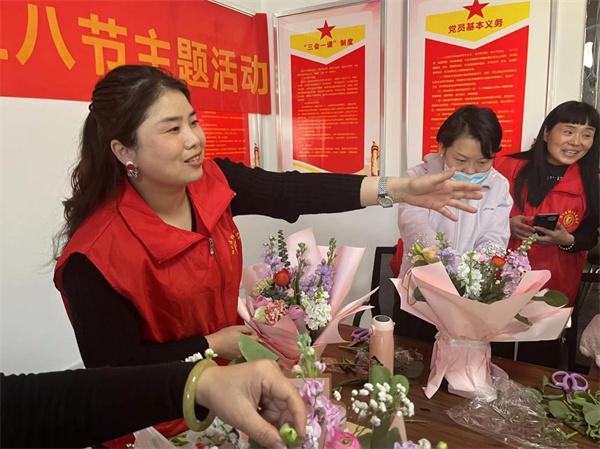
{"left": 54, "top": 159, "right": 243, "bottom": 444}
{"left": 495, "top": 156, "right": 587, "bottom": 306}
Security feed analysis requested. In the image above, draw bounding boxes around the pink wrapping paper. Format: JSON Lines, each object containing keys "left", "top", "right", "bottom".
{"left": 238, "top": 228, "right": 374, "bottom": 366}
{"left": 393, "top": 262, "right": 573, "bottom": 399}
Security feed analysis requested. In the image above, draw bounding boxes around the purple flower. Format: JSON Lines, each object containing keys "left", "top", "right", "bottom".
{"left": 394, "top": 442, "right": 419, "bottom": 449}
{"left": 315, "top": 361, "right": 327, "bottom": 373}
{"left": 351, "top": 327, "right": 371, "bottom": 344}
{"left": 301, "top": 379, "right": 324, "bottom": 401}
{"left": 437, "top": 246, "right": 458, "bottom": 275}
{"left": 501, "top": 250, "right": 532, "bottom": 297}
{"left": 314, "top": 261, "right": 334, "bottom": 293}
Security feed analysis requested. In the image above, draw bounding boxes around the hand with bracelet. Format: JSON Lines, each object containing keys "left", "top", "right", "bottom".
{"left": 533, "top": 222, "right": 575, "bottom": 249}
{"left": 188, "top": 359, "right": 306, "bottom": 449}
{"left": 2, "top": 359, "right": 306, "bottom": 449}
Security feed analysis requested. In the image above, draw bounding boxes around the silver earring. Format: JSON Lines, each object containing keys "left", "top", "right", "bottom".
{"left": 125, "top": 161, "right": 139, "bottom": 179}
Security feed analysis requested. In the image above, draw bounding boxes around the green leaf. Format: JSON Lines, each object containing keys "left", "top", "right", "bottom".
{"left": 515, "top": 313, "right": 532, "bottom": 326}
{"left": 549, "top": 400, "right": 571, "bottom": 420}
{"left": 571, "top": 396, "right": 590, "bottom": 407}
{"left": 413, "top": 259, "right": 429, "bottom": 268}
{"left": 525, "top": 387, "right": 543, "bottom": 402}
{"left": 383, "top": 427, "right": 402, "bottom": 446}
{"left": 413, "top": 287, "right": 426, "bottom": 301}
{"left": 239, "top": 334, "right": 278, "bottom": 362}
{"left": 583, "top": 403, "right": 600, "bottom": 426}
{"left": 541, "top": 375, "right": 550, "bottom": 390}
{"left": 370, "top": 364, "right": 392, "bottom": 386}
{"left": 532, "top": 289, "right": 568, "bottom": 307}
{"left": 371, "top": 416, "right": 392, "bottom": 448}
{"left": 358, "top": 433, "right": 372, "bottom": 448}
{"left": 543, "top": 394, "right": 566, "bottom": 400}
{"left": 391, "top": 374, "right": 410, "bottom": 395}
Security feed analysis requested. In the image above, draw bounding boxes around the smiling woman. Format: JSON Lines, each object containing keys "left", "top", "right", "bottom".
{"left": 50, "top": 64, "right": 482, "bottom": 445}
{"left": 110, "top": 90, "right": 207, "bottom": 229}
{"left": 494, "top": 100, "right": 600, "bottom": 368}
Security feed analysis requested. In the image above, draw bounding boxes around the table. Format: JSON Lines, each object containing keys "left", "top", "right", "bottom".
{"left": 323, "top": 325, "right": 599, "bottom": 449}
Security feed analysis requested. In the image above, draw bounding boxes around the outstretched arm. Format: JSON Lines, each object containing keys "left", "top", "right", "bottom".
{"left": 361, "top": 168, "right": 482, "bottom": 221}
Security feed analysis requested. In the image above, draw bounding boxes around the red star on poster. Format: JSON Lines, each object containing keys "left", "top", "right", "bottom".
{"left": 463, "top": 0, "right": 489, "bottom": 20}
{"left": 317, "top": 20, "right": 335, "bottom": 39}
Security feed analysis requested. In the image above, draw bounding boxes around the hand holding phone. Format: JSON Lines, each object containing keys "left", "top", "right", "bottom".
{"left": 533, "top": 213, "right": 559, "bottom": 231}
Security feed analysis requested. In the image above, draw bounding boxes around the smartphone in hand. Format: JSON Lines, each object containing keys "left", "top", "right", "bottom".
{"left": 533, "top": 213, "right": 559, "bottom": 230}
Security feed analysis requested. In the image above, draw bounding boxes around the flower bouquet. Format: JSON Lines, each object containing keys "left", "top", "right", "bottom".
{"left": 238, "top": 228, "right": 375, "bottom": 366}
{"left": 133, "top": 336, "right": 447, "bottom": 449}
{"left": 289, "top": 335, "right": 445, "bottom": 449}
{"left": 393, "top": 233, "right": 573, "bottom": 399}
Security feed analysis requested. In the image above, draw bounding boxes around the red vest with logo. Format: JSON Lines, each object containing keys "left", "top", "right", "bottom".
{"left": 54, "top": 159, "right": 243, "bottom": 444}
{"left": 495, "top": 156, "right": 587, "bottom": 306}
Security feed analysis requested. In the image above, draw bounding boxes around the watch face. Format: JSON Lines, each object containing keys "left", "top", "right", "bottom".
{"left": 378, "top": 195, "right": 394, "bottom": 208}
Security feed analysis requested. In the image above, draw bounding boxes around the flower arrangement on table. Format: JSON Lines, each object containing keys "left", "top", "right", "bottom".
{"left": 238, "top": 228, "right": 374, "bottom": 366}
{"left": 290, "top": 334, "right": 447, "bottom": 449}
{"left": 134, "top": 335, "right": 447, "bottom": 449}
{"left": 393, "top": 232, "right": 573, "bottom": 399}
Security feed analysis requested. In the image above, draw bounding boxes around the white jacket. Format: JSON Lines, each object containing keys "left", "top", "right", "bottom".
{"left": 397, "top": 153, "right": 512, "bottom": 278}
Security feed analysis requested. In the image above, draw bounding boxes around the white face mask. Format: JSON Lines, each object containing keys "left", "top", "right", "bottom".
{"left": 450, "top": 169, "right": 491, "bottom": 185}
{"left": 443, "top": 163, "right": 491, "bottom": 184}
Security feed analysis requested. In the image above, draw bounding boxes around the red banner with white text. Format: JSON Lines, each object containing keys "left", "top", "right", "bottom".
{"left": 420, "top": 1, "right": 530, "bottom": 157}
{"left": 276, "top": 1, "right": 381, "bottom": 174}
{"left": 422, "top": 27, "right": 528, "bottom": 156}
{"left": 0, "top": 0, "right": 270, "bottom": 114}
{"left": 291, "top": 47, "right": 365, "bottom": 173}
{"left": 199, "top": 110, "right": 250, "bottom": 165}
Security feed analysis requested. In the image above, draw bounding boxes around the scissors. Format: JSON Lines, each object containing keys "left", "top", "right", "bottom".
{"left": 551, "top": 370, "right": 589, "bottom": 393}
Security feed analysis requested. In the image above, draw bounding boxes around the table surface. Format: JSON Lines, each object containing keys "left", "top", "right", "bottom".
{"left": 322, "top": 325, "right": 599, "bottom": 449}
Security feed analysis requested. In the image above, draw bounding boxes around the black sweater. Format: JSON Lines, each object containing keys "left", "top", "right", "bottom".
{"left": 63, "top": 158, "right": 365, "bottom": 368}
{"left": 1, "top": 362, "right": 200, "bottom": 448}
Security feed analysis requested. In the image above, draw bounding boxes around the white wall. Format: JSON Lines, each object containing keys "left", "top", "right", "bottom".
{"left": 0, "top": 0, "right": 589, "bottom": 374}
{"left": 1, "top": 98, "right": 86, "bottom": 373}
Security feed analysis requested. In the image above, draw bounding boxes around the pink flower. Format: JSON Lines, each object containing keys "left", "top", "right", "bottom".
{"left": 254, "top": 295, "right": 270, "bottom": 308}
{"left": 264, "top": 300, "right": 288, "bottom": 325}
{"left": 288, "top": 305, "right": 305, "bottom": 320}
{"left": 329, "top": 428, "right": 360, "bottom": 449}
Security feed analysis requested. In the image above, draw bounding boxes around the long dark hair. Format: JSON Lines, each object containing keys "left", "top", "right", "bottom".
{"left": 511, "top": 101, "right": 599, "bottom": 219}
{"left": 53, "top": 65, "right": 190, "bottom": 259}
{"left": 437, "top": 105, "right": 503, "bottom": 158}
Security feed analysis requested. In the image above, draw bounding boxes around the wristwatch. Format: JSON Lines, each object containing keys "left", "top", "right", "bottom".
{"left": 377, "top": 176, "right": 394, "bottom": 208}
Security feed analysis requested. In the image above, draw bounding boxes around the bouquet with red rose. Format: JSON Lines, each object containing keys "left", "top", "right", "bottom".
{"left": 238, "top": 228, "right": 374, "bottom": 366}
{"left": 394, "top": 232, "right": 572, "bottom": 399}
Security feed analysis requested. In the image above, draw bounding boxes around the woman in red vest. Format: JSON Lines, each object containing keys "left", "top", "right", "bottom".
{"left": 52, "top": 65, "right": 481, "bottom": 444}
{"left": 494, "top": 100, "right": 599, "bottom": 367}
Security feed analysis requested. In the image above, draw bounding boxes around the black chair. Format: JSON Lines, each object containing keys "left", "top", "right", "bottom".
{"left": 353, "top": 246, "right": 397, "bottom": 327}
{"left": 566, "top": 243, "right": 600, "bottom": 373}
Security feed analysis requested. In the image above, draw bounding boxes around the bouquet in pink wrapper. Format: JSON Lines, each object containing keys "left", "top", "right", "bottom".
{"left": 238, "top": 228, "right": 375, "bottom": 366}
{"left": 393, "top": 232, "right": 573, "bottom": 400}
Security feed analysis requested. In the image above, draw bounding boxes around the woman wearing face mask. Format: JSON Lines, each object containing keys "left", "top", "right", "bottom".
{"left": 493, "top": 101, "right": 599, "bottom": 367}
{"left": 391, "top": 105, "right": 512, "bottom": 341}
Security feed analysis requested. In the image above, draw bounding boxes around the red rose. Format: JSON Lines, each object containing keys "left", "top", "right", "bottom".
{"left": 491, "top": 255, "right": 506, "bottom": 267}
{"left": 273, "top": 268, "right": 291, "bottom": 286}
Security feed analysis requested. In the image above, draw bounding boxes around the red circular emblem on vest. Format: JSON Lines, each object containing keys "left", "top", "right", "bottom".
{"left": 560, "top": 209, "right": 580, "bottom": 229}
